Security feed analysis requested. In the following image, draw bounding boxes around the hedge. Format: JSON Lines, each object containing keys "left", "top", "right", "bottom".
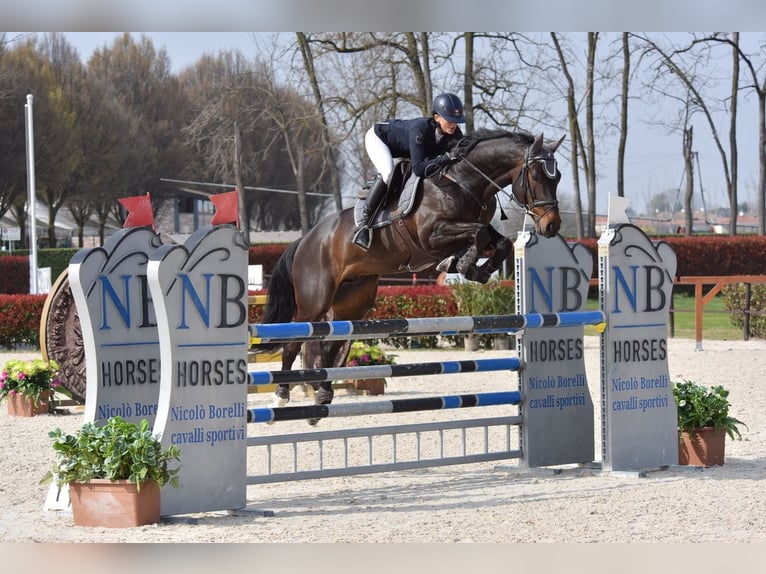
{"left": 4, "top": 235, "right": 766, "bottom": 348}
{"left": 0, "top": 294, "right": 48, "bottom": 348}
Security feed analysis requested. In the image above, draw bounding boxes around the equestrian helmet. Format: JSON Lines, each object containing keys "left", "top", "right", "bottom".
{"left": 432, "top": 93, "right": 466, "bottom": 123}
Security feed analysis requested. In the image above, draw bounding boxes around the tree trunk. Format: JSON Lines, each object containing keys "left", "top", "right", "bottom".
{"left": 295, "top": 33, "right": 343, "bottom": 212}
{"left": 585, "top": 33, "right": 598, "bottom": 237}
{"left": 617, "top": 33, "right": 630, "bottom": 199}
{"left": 463, "top": 32, "right": 475, "bottom": 134}
{"left": 551, "top": 33, "right": 584, "bottom": 239}
{"left": 683, "top": 127, "right": 694, "bottom": 236}
{"left": 728, "top": 32, "right": 739, "bottom": 236}
{"left": 233, "top": 121, "right": 247, "bottom": 234}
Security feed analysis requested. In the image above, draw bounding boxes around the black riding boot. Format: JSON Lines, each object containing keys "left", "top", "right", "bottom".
{"left": 352, "top": 177, "right": 388, "bottom": 251}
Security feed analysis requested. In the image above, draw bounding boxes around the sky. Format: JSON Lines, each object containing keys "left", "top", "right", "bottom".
{"left": 60, "top": 32, "right": 262, "bottom": 73}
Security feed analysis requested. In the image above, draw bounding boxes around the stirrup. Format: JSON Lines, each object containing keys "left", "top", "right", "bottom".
{"left": 352, "top": 225, "right": 372, "bottom": 251}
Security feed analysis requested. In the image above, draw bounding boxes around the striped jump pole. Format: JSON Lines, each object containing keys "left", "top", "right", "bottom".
{"left": 247, "top": 390, "right": 522, "bottom": 424}
{"left": 249, "top": 357, "right": 522, "bottom": 387}
{"left": 249, "top": 311, "right": 606, "bottom": 343}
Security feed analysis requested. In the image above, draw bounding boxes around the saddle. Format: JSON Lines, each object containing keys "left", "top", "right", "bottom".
{"left": 353, "top": 160, "right": 419, "bottom": 228}
{"left": 352, "top": 160, "right": 447, "bottom": 273}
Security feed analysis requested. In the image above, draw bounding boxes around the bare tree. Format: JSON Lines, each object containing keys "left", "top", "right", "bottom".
{"left": 295, "top": 32, "right": 343, "bottom": 211}
{"left": 584, "top": 33, "right": 598, "bottom": 236}
{"left": 702, "top": 33, "right": 766, "bottom": 233}
{"left": 181, "top": 51, "right": 268, "bottom": 234}
{"left": 253, "top": 54, "right": 326, "bottom": 234}
{"left": 682, "top": 126, "right": 694, "bottom": 235}
{"left": 617, "top": 33, "right": 630, "bottom": 198}
{"left": 551, "top": 33, "right": 586, "bottom": 238}
{"left": 636, "top": 33, "right": 740, "bottom": 235}
{"left": 181, "top": 48, "right": 332, "bottom": 234}
{"left": 728, "top": 32, "right": 740, "bottom": 234}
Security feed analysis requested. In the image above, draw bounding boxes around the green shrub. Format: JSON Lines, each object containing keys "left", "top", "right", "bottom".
{"left": 672, "top": 379, "right": 747, "bottom": 439}
{"left": 721, "top": 284, "right": 766, "bottom": 339}
{"left": 449, "top": 280, "right": 515, "bottom": 349}
{"left": 41, "top": 416, "right": 181, "bottom": 490}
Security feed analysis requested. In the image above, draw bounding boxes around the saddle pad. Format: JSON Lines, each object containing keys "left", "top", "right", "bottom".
{"left": 353, "top": 175, "right": 421, "bottom": 229}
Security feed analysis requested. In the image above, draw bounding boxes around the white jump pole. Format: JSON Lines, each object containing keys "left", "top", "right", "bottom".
{"left": 25, "top": 93, "right": 39, "bottom": 295}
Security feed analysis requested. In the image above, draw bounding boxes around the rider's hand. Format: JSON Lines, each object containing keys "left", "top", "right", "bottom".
{"left": 441, "top": 151, "right": 459, "bottom": 165}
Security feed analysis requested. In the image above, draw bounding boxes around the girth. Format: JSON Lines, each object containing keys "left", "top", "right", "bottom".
{"left": 391, "top": 218, "right": 439, "bottom": 273}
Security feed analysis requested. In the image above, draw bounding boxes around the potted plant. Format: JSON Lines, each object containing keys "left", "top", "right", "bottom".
{"left": 0, "top": 358, "right": 62, "bottom": 416}
{"left": 344, "top": 340, "right": 396, "bottom": 395}
{"left": 672, "top": 379, "right": 747, "bottom": 467}
{"left": 41, "top": 416, "right": 181, "bottom": 527}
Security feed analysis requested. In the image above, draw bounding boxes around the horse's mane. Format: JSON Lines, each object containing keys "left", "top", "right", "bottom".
{"left": 454, "top": 129, "right": 534, "bottom": 158}
{"left": 471, "top": 128, "right": 533, "bottom": 143}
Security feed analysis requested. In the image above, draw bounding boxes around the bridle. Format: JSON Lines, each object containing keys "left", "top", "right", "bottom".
{"left": 509, "top": 145, "right": 560, "bottom": 223}
{"left": 450, "top": 140, "right": 560, "bottom": 222}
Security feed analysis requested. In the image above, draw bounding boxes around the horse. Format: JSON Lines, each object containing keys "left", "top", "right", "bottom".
{"left": 258, "top": 129, "right": 565, "bottom": 419}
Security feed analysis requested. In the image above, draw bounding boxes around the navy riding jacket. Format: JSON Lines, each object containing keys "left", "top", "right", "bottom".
{"left": 374, "top": 117, "right": 464, "bottom": 178}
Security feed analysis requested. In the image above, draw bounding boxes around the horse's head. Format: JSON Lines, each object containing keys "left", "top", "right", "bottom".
{"left": 449, "top": 130, "right": 565, "bottom": 238}
{"left": 511, "top": 133, "right": 564, "bottom": 238}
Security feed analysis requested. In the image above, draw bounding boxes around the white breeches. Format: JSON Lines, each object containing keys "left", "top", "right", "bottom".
{"left": 365, "top": 126, "right": 394, "bottom": 184}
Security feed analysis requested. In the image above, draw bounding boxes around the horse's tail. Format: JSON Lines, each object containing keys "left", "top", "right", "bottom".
{"left": 251, "top": 239, "right": 301, "bottom": 353}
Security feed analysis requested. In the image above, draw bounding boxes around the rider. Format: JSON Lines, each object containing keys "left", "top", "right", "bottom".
{"left": 351, "top": 92, "right": 467, "bottom": 251}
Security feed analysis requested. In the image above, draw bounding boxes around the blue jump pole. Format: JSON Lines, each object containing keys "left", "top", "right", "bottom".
{"left": 249, "top": 311, "right": 606, "bottom": 343}
{"left": 247, "top": 390, "right": 522, "bottom": 424}
{"left": 249, "top": 357, "right": 522, "bottom": 387}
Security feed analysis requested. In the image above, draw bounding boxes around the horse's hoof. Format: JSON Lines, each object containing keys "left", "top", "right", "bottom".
{"left": 271, "top": 391, "right": 289, "bottom": 408}
{"left": 315, "top": 388, "right": 334, "bottom": 405}
{"left": 476, "top": 271, "right": 491, "bottom": 284}
{"left": 307, "top": 418, "right": 320, "bottom": 427}
{"left": 458, "top": 261, "right": 478, "bottom": 281}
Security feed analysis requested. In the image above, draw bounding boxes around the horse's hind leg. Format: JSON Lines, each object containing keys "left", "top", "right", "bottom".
{"left": 272, "top": 340, "right": 303, "bottom": 408}
{"left": 315, "top": 340, "right": 350, "bottom": 404}
{"left": 307, "top": 340, "right": 351, "bottom": 426}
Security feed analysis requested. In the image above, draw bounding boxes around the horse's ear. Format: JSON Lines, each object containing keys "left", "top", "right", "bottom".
{"left": 550, "top": 134, "right": 566, "bottom": 152}
{"left": 532, "top": 133, "right": 545, "bottom": 154}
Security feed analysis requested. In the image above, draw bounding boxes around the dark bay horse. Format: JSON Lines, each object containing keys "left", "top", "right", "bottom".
{"left": 259, "top": 129, "right": 565, "bottom": 414}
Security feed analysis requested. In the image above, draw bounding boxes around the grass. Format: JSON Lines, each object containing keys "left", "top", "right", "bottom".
{"left": 668, "top": 293, "right": 744, "bottom": 341}
{"left": 584, "top": 293, "right": 744, "bottom": 341}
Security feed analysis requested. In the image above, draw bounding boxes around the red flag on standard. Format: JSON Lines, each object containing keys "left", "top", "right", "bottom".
{"left": 210, "top": 189, "right": 239, "bottom": 227}
{"left": 118, "top": 193, "right": 155, "bottom": 229}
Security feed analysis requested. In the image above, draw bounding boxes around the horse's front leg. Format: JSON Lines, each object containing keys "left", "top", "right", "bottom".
{"left": 473, "top": 226, "right": 513, "bottom": 283}
{"left": 455, "top": 226, "right": 492, "bottom": 283}
{"left": 428, "top": 221, "right": 489, "bottom": 281}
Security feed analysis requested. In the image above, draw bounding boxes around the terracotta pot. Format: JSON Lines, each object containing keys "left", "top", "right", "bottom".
{"left": 678, "top": 427, "right": 726, "bottom": 467}
{"left": 351, "top": 378, "right": 386, "bottom": 396}
{"left": 6, "top": 391, "right": 52, "bottom": 417}
{"left": 69, "top": 479, "right": 161, "bottom": 528}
